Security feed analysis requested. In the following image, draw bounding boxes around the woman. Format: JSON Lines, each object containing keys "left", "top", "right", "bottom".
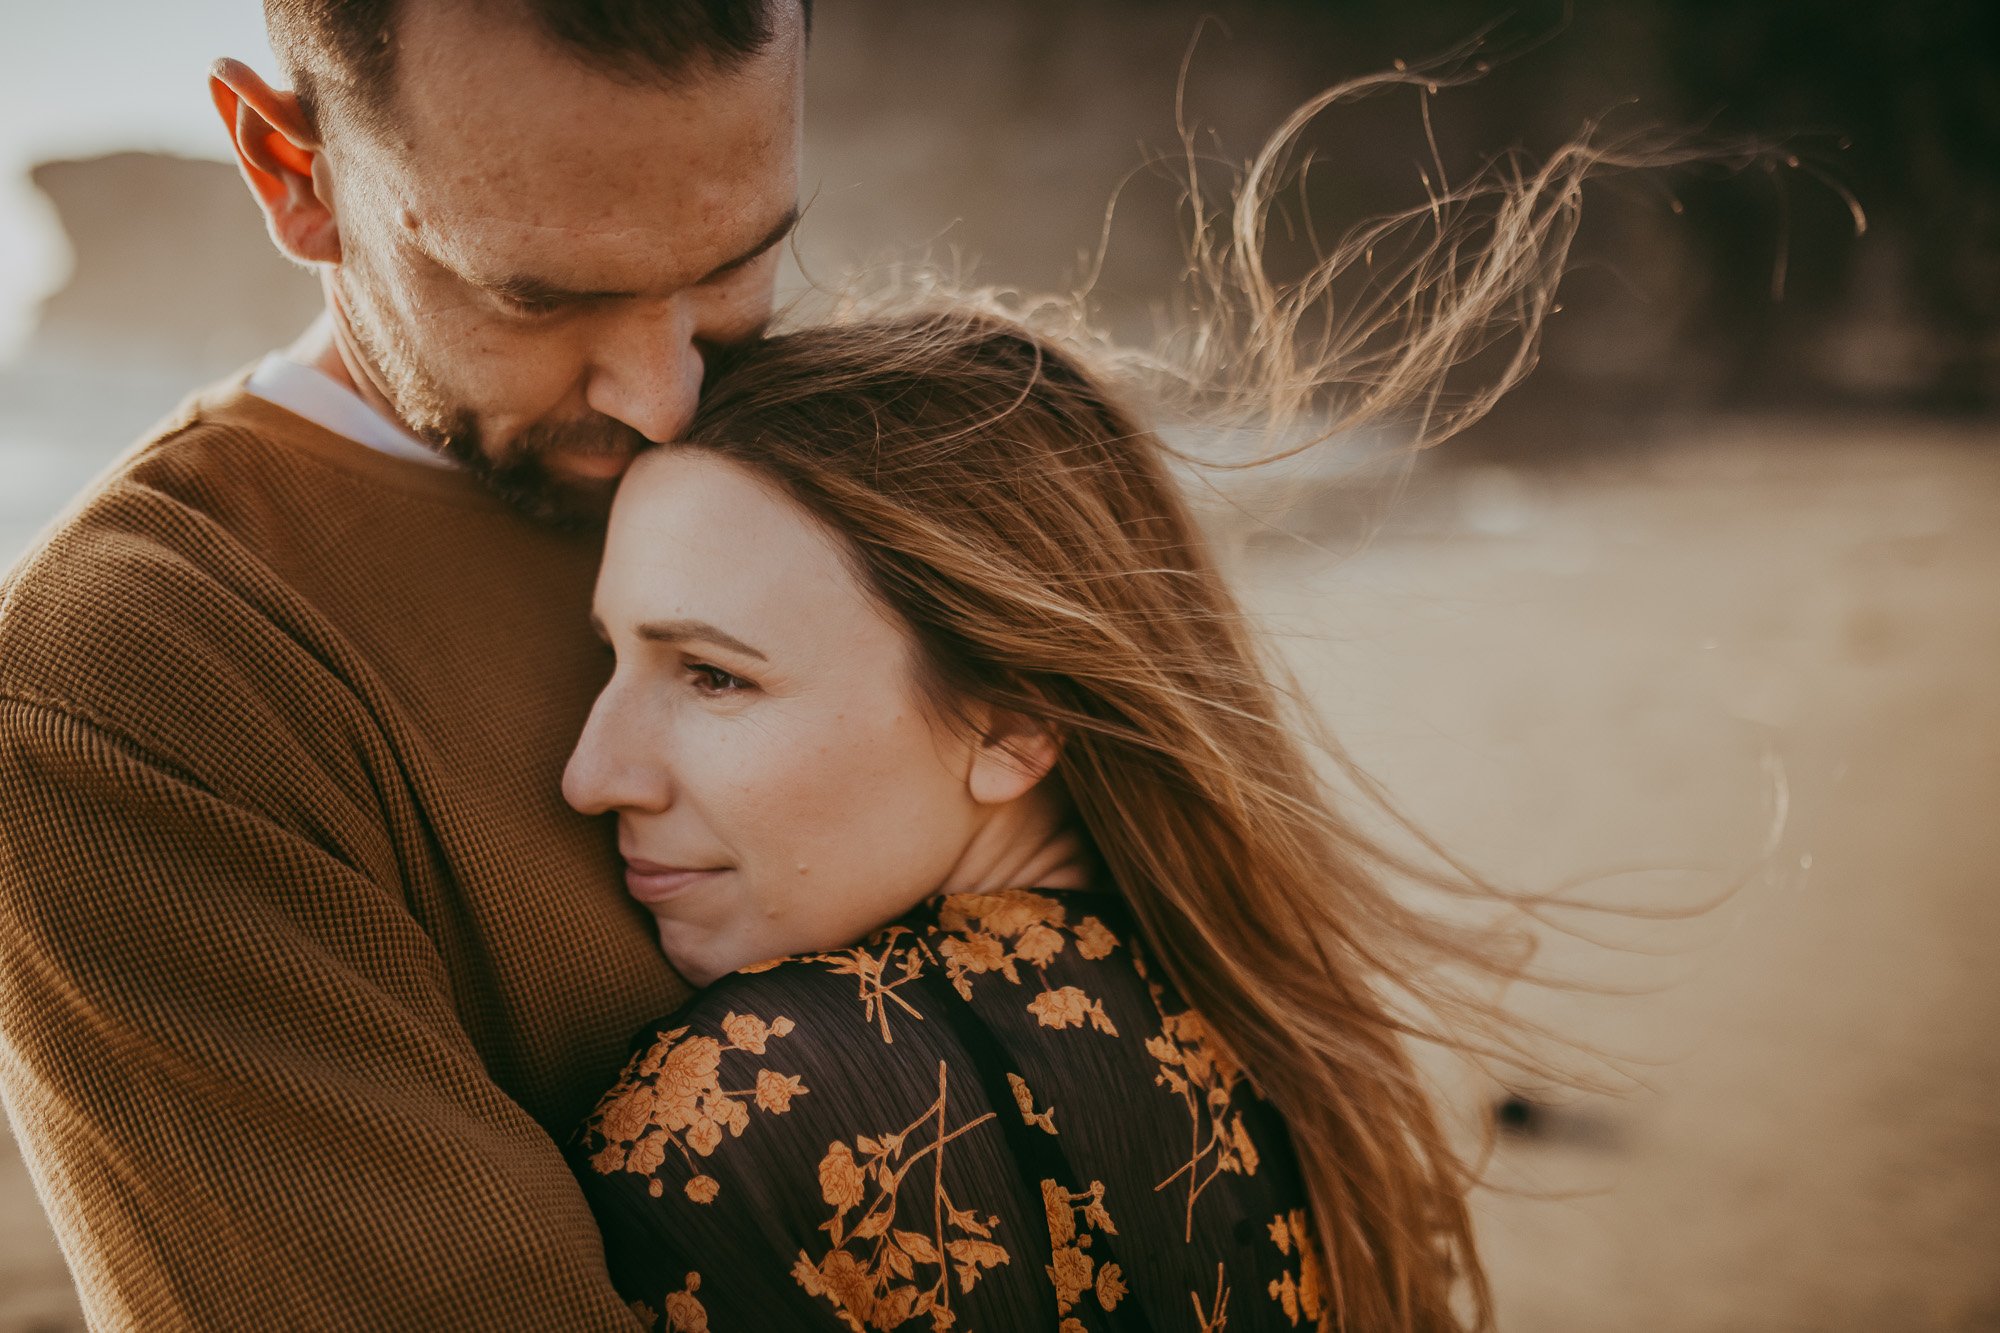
{"left": 564, "top": 309, "right": 1507, "bottom": 1332}
{"left": 561, "top": 74, "right": 1649, "bottom": 1331}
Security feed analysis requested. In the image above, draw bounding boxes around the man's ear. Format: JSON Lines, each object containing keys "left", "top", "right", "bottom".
{"left": 966, "top": 708, "right": 1061, "bottom": 807}
{"left": 209, "top": 58, "right": 341, "bottom": 265}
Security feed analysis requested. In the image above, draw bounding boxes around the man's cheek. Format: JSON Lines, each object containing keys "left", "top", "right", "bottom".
{"left": 417, "top": 309, "right": 548, "bottom": 385}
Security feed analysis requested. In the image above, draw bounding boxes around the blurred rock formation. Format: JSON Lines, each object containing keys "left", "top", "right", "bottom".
{"left": 20, "top": 152, "right": 320, "bottom": 381}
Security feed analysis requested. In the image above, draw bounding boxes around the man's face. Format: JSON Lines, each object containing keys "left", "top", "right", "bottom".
{"left": 320, "top": 5, "right": 804, "bottom": 524}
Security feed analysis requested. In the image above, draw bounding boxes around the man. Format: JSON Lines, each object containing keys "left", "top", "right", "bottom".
{"left": 0, "top": 1, "right": 804, "bottom": 1326}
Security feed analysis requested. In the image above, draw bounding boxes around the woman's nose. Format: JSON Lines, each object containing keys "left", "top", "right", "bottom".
{"left": 562, "top": 688, "right": 671, "bottom": 816}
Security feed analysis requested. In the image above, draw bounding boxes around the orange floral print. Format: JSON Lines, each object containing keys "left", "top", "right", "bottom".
{"left": 1192, "top": 1262, "right": 1233, "bottom": 1332}
{"left": 785, "top": 926, "right": 937, "bottom": 1044}
{"left": 1006, "top": 1073, "right": 1057, "bottom": 1135}
{"left": 623, "top": 1273, "right": 709, "bottom": 1333}
{"left": 1040, "top": 1177, "right": 1124, "bottom": 1321}
{"left": 772, "top": 889, "right": 1130, "bottom": 1047}
{"left": 791, "top": 1061, "right": 1011, "bottom": 1330}
{"left": 934, "top": 890, "right": 1125, "bottom": 1037}
{"left": 662, "top": 1274, "right": 710, "bottom": 1333}
{"left": 1265, "top": 1208, "right": 1327, "bottom": 1328}
{"left": 1072, "top": 915, "right": 1119, "bottom": 960}
{"left": 1145, "top": 986, "right": 1264, "bottom": 1240}
{"left": 758, "top": 1068, "right": 809, "bottom": 1113}
{"left": 582, "top": 1013, "right": 807, "bottom": 1203}
{"left": 578, "top": 892, "right": 1320, "bottom": 1331}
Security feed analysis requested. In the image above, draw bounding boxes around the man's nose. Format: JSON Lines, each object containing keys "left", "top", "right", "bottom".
{"left": 563, "top": 688, "right": 671, "bottom": 817}
{"left": 584, "top": 307, "right": 709, "bottom": 445}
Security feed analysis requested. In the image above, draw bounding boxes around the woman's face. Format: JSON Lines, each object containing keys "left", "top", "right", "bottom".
{"left": 563, "top": 448, "right": 991, "bottom": 984}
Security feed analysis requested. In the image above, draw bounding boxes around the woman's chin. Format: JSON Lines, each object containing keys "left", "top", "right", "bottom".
{"left": 654, "top": 920, "right": 759, "bottom": 988}
{"left": 653, "top": 924, "right": 716, "bottom": 987}
{"left": 652, "top": 893, "right": 930, "bottom": 986}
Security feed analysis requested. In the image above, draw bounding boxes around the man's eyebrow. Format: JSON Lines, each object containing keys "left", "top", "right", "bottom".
{"left": 465, "top": 269, "right": 637, "bottom": 305}
{"left": 697, "top": 204, "right": 801, "bottom": 284}
{"left": 456, "top": 204, "right": 800, "bottom": 304}
{"left": 454, "top": 256, "right": 632, "bottom": 304}
{"left": 591, "top": 614, "right": 768, "bottom": 662}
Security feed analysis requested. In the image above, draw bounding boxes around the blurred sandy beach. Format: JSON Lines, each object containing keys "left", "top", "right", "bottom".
{"left": 1257, "top": 418, "right": 2000, "bottom": 1331}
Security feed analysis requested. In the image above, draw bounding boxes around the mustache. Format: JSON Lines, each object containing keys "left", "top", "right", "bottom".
{"left": 427, "top": 414, "right": 651, "bottom": 531}
{"left": 505, "top": 416, "right": 653, "bottom": 461}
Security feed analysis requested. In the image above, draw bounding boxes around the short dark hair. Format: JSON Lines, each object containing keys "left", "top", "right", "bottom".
{"left": 265, "top": 0, "right": 809, "bottom": 132}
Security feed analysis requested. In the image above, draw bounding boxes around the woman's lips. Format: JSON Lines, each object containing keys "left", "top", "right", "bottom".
{"left": 621, "top": 858, "right": 725, "bottom": 906}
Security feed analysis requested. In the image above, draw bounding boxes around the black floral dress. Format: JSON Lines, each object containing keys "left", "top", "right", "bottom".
{"left": 569, "top": 887, "right": 1329, "bottom": 1331}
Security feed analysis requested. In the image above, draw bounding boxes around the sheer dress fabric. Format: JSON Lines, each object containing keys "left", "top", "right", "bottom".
{"left": 571, "top": 887, "right": 1330, "bottom": 1331}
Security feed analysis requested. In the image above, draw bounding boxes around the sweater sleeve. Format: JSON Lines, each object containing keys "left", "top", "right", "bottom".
{"left": 0, "top": 697, "right": 645, "bottom": 1331}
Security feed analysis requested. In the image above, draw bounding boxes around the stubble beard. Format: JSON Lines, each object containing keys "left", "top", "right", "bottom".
{"left": 334, "top": 259, "right": 639, "bottom": 531}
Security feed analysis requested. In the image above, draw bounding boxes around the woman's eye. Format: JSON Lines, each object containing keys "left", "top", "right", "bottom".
{"left": 687, "top": 663, "right": 752, "bottom": 696}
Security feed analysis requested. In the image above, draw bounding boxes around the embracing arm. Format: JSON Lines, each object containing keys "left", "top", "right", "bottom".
{"left": 0, "top": 698, "right": 644, "bottom": 1331}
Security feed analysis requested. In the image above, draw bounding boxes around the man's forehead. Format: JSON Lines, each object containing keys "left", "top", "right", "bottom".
{"left": 381, "top": 1, "right": 802, "bottom": 273}
{"left": 390, "top": 0, "right": 804, "bottom": 128}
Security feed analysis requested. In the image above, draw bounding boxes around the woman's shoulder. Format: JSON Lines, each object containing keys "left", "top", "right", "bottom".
{"left": 684, "top": 885, "right": 1140, "bottom": 1020}
{"left": 573, "top": 886, "right": 1155, "bottom": 1196}
{"left": 598, "top": 886, "right": 1147, "bottom": 1095}
{"left": 585, "top": 884, "right": 1153, "bottom": 1112}
{"left": 752, "top": 886, "right": 1146, "bottom": 1025}
{"left": 921, "top": 885, "right": 1132, "bottom": 972}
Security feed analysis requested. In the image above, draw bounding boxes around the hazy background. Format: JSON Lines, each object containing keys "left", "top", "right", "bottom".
{"left": 2, "top": 2, "right": 1997, "bottom": 1329}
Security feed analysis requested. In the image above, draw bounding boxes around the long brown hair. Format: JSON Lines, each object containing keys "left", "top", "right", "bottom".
{"left": 679, "top": 73, "right": 1734, "bottom": 1328}
{"left": 682, "top": 309, "right": 1497, "bottom": 1330}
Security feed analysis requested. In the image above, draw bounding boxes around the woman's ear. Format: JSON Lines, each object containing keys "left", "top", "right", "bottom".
{"left": 209, "top": 58, "right": 341, "bottom": 264}
{"left": 966, "top": 708, "right": 1061, "bottom": 807}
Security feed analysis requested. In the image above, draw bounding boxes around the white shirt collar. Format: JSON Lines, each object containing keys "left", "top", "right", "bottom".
{"left": 245, "top": 352, "right": 456, "bottom": 470}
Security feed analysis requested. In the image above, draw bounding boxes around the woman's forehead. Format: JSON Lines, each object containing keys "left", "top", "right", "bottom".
{"left": 600, "top": 451, "right": 886, "bottom": 653}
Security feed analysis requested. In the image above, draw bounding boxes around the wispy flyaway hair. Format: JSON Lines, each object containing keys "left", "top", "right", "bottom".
{"left": 683, "top": 67, "right": 1750, "bottom": 1333}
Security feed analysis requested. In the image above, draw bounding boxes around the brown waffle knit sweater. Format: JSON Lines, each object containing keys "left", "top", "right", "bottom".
{"left": 0, "top": 379, "right": 688, "bottom": 1329}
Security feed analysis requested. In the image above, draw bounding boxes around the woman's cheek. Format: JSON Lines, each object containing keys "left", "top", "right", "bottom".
{"left": 744, "top": 715, "right": 891, "bottom": 919}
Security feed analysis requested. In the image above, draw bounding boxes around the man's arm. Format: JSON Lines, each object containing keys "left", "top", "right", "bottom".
{"left": 0, "top": 696, "right": 645, "bottom": 1331}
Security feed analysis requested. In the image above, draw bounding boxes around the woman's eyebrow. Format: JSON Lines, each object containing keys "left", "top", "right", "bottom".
{"left": 597, "top": 615, "right": 769, "bottom": 662}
